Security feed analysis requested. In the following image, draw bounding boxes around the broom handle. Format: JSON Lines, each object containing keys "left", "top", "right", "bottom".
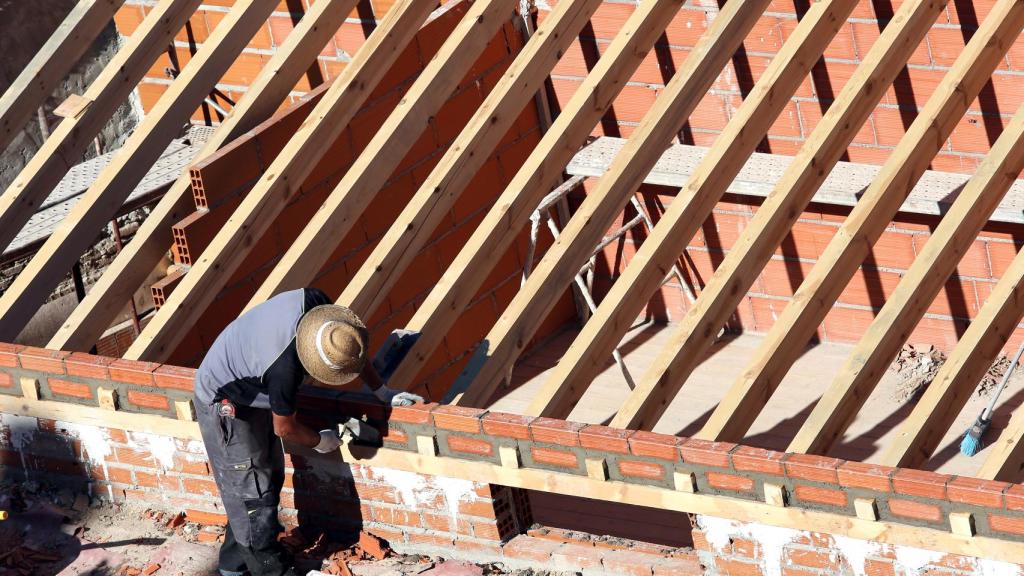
{"left": 983, "top": 341, "right": 1024, "bottom": 420}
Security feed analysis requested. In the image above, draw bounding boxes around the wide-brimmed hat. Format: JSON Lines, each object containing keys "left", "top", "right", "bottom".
{"left": 296, "top": 304, "right": 369, "bottom": 385}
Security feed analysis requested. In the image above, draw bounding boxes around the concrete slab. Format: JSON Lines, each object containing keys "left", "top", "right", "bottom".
{"left": 493, "top": 325, "right": 1024, "bottom": 478}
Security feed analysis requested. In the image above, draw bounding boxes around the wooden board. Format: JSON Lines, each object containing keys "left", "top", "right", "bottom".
{"left": 609, "top": 0, "right": 950, "bottom": 431}
{"left": 383, "top": 0, "right": 688, "bottom": 394}
{"left": 48, "top": 0, "right": 359, "bottom": 352}
{"left": 0, "top": 0, "right": 124, "bottom": 153}
{"left": 878, "top": 105, "right": 1024, "bottom": 469}
{"left": 706, "top": 0, "right": 1024, "bottom": 447}
{"left": 0, "top": 0, "right": 280, "bottom": 341}
{"left": 0, "top": 0, "right": 202, "bottom": 255}
{"left": 979, "top": 400, "right": 1024, "bottom": 482}
{"left": 453, "top": 0, "right": 770, "bottom": 408}
{"left": 122, "top": 0, "right": 485, "bottom": 361}
{"left": 525, "top": 0, "right": 857, "bottom": 419}
{"left": 249, "top": 0, "right": 602, "bottom": 317}
{"left": 241, "top": 0, "right": 548, "bottom": 314}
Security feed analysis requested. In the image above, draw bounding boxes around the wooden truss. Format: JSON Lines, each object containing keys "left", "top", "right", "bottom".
{"left": 9, "top": 0, "right": 1024, "bottom": 483}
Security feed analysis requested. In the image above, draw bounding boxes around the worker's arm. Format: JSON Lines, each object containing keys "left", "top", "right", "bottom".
{"left": 271, "top": 412, "right": 322, "bottom": 448}
{"left": 361, "top": 362, "right": 385, "bottom": 391}
{"left": 363, "top": 362, "right": 425, "bottom": 406}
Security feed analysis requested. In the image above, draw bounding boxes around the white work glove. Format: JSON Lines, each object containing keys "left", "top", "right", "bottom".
{"left": 374, "top": 385, "right": 424, "bottom": 407}
{"left": 314, "top": 429, "right": 342, "bottom": 453}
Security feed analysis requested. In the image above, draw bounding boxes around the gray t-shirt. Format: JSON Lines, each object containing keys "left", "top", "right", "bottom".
{"left": 194, "top": 288, "right": 331, "bottom": 415}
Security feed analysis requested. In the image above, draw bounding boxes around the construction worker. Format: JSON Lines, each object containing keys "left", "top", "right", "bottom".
{"left": 193, "top": 287, "right": 423, "bottom": 576}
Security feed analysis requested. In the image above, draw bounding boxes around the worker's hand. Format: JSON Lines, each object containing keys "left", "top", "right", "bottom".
{"left": 374, "top": 385, "right": 425, "bottom": 407}
{"left": 314, "top": 429, "right": 342, "bottom": 453}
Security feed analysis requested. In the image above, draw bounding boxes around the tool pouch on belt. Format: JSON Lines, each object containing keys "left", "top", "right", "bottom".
{"left": 245, "top": 492, "right": 283, "bottom": 551}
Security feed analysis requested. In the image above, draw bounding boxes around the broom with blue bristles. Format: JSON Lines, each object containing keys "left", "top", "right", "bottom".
{"left": 960, "top": 341, "right": 1024, "bottom": 456}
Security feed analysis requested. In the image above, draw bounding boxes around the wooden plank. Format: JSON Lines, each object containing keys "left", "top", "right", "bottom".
{"left": 877, "top": 107, "right": 1024, "bottom": 469}
{"left": 526, "top": 0, "right": 857, "bottom": 419}
{"left": 610, "top": 0, "right": 949, "bottom": 431}
{"left": 4, "top": 392, "right": 1024, "bottom": 562}
{"left": 0, "top": 0, "right": 125, "bottom": 153}
{"left": 0, "top": 0, "right": 280, "bottom": 341}
{"left": 48, "top": 0, "right": 359, "bottom": 352}
{"left": 979, "top": 400, "right": 1024, "bottom": 481}
{"left": 241, "top": 0, "right": 528, "bottom": 313}
{"left": 706, "top": 0, "right": 1024, "bottom": 446}
{"left": 453, "top": 0, "right": 770, "bottom": 408}
{"left": 383, "top": 0, "right": 687, "bottom": 394}
{"left": 0, "top": 0, "right": 203, "bottom": 254}
{"left": 246, "top": 0, "right": 603, "bottom": 316}
{"left": 123, "top": 0, "right": 504, "bottom": 361}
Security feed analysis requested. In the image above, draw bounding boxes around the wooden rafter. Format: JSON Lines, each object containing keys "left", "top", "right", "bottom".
{"left": 979, "top": 396, "right": 1024, "bottom": 481}
{"left": 453, "top": 0, "right": 770, "bottom": 408}
{"left": 124, "top": 0, "right": 510, "bottom": 362}
{"left": 876, "top": 106, "right": 1024, "bottom": 469}
{"left": 704, "top": 0, "right": 1024, "bottom": 447}
{"left": 0, "top": 0, "right": 280, "bottom": 341}
{"left": 0, "top": 0, "right": 203, "bottom": 254}
{"left": 245, "top": 0, "right": 603, "bottom": 316}
{"left": 525, "top": 0, "right": 857, "bottom": 419}
{"left": 243, "top": 0, "right": 595, "bottom": 314}
{"left": 0, "top": 0, "right": 125, "bottom": 153}
{"left": 610, "top": 0, "right": 949, "bottom": 431}
{"left": 48, "top": 0, "right": 359, "bottom": 352}
{"left": 383, "top": 0, "right": 687, "bottom": 394}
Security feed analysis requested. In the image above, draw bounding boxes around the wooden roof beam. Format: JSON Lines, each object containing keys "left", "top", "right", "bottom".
{"left": 0, "top": 0, "right": 203, "bottom": 255}
{"left": 611, "top": 0, "right": 949, "bottom": 431}
{"left": 382, "top": 0, "right": 688, "bottom": 395}
{"left": 876, "top": 105, "right": 1024, "bottom": 469}
{"left": 0, "top": 0, "right": 125, "bottom": 154}
{"left": 244, "top": 0, "right": 603, "bottom": 317}
{"left": 452, "top": 0, "right": 770, "bottom": 408}
{"left": 705, "top": 0, "right": 1024, "bottom": 448}
{"left": 979, "top": 390, "right": 1024, "bottom": 481}
{"left": 0, "top": 0, "right": 280, "bottom": 341}
{"left": 526, "top": 0, "right": 858, "bottom": 419}
{"left": 48, "top": 0, "right": 359, "bottom": 352}
{"left": 124, "top": 0, "right": 513, "bottom": 361}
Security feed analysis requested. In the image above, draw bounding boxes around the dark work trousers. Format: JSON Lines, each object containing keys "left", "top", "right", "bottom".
{"left": 196, "top": 398, "right": 292, "bottom": 576}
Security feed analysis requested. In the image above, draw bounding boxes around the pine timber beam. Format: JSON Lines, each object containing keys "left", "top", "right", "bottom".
{"left": 383, "top": 0, "right": 687, "bottom": 394}
{"left": 979, "top": 397, "right": 1024, "bottom": 481}
{"left": 610, "top": 0, "right": 949, "bottom": 431}
{"left": 0, "top": 0, "right": 280, "bottom": 342}
{"left": 0, "top": 0, "right": 203, "bottom": 255}
{"left": 526, "top": 0, "right": 857, "bottom": 419}
{"left": 124, "top": 0, "right": 509, "bottom": 362}
{"left": 877, "top": 106, "right": 1024, "bottom": 469}
{"left": 48, "top": 0, "right": 359, "bottom": 352}
{"left": 0, "top": 0, "right": 125, "bottom": 154}
{"left": 244, "top": 0, "right": 544, "bottom": 311}
{"left": 250, "top": 0, "right": 603, "bottom": 316}
{"left": 709, "top": 0, "right": 1024, "bottom": 448}
{"left": 454, "top": 0, "right": 770, "bottom": 408}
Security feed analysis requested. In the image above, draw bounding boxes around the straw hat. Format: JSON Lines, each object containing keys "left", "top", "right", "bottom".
{"left": 296, "top": 304, "right": 369, "bottom": 385}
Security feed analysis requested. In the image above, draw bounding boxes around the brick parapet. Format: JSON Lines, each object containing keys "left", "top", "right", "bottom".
{"left": 4, "top": 350, "right": 1024, "bottom": 544}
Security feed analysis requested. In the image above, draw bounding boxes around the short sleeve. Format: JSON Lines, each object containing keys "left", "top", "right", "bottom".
{"left": 303, "top": 287, "right": 333, "bottom": 311}
{"left": 266, "top": 340, "right": 304, "bottom": 416}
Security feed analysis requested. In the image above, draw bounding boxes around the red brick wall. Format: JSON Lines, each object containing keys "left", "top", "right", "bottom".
{"left": 594, "top": 185, "right": 1024, "bottom": 356}
{"left": 158, "top": 3, "right": 576, "bottom": 401}
{"left": 6, "top": 350, "right": 1024, "bottom": 573}
{"left": 545, "top": 0, "right": 1021, "bottom": 175}
{"left": 116, "top": 0, "right": 396, "bottom": 120}
{"left": 3, "top": 349, "right": 1024, "bottom": 574}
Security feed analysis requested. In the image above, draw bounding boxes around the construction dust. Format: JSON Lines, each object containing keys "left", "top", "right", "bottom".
{"left": 889, "top": 344, "right": 1022, "bottom": 402}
